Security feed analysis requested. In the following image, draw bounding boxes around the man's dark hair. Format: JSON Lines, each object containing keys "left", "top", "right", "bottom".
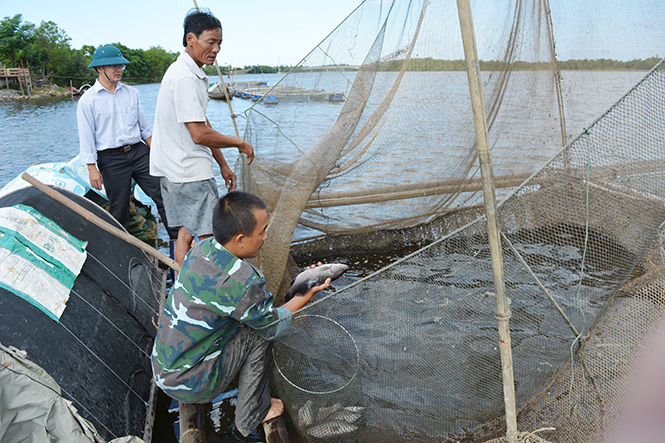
{"left": 213, "top": 191, "right": 267, "bottom": 244}
{"left": 183, "top": 9, "right": 222, "bottom": 47}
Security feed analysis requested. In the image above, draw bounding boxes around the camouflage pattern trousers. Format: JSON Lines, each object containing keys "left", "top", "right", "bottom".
{"left": 176, "top": 325, "right": 273, "bottom": 436}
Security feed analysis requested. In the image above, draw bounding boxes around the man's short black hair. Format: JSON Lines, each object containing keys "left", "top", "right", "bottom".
{"left": 213, "top": 191, "right": 267, "bottom": 245}
{"left": 183, "top": 9, "right": 222, "bottom": 47}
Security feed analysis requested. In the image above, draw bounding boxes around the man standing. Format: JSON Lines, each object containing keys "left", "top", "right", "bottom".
{"left": 77, "top": 45, "right": 174, "bottom": 238}
{"left": 151, "top": 9, "right": 255, "bottom": 265}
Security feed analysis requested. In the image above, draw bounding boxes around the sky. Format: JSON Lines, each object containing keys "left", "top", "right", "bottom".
{"left": 2, "top": 0, "right": 364, "bottom": 67}
{"left": 3, "top": 1, "right": 665, "bottom": 66}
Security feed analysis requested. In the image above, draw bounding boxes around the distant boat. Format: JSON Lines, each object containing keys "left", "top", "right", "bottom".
{"left": 208, "top": 82, "right": 231, "bottom": 100}
{"left": 263, "top": 95, "right": 278, "bottom": 105}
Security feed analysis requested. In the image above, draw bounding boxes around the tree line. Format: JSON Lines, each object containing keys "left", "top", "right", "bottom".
{"left": 0, "top": 14, "right": 178, "bottom": 87}
{"left": 2, "top": 13, "right": 661, "bottom": 89}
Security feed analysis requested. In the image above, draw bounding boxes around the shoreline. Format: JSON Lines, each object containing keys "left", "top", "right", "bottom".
{"left": 0, "top": 86, "right": 72, "bottom": 102}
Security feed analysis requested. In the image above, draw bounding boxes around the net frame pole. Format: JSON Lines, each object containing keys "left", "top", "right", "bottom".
{"left": 456, "top": 1, "right": 518, "bottom": 442}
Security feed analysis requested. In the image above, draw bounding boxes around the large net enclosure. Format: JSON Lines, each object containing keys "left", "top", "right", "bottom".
{"left": 224, "top": 0, "right": 665, "bottom": 442}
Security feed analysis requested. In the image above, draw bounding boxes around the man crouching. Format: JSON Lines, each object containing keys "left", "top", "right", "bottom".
{"left": 151, "top": 191, "right": 330, "bottom": 435}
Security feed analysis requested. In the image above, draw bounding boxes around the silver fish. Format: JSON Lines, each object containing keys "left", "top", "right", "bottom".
{"left": 306, "top": 420, "right": 358, "bottom": 439}
{"left": 284, "top": 263, "right": 349, "bottom": 302}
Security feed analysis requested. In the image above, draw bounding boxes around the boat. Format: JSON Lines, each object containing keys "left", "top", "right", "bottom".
{"left": 0, "top": 184, "right": 165, "bottom": 442}
{"left": 208, "top": 82, "right": 231, "bottom": 100}
{"left": 263, "top": 94, "right": 278, "bottom": 105}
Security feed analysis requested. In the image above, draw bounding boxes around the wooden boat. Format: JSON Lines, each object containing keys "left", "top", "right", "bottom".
{"left": 0, "top": 185, "right": 164, "bottom": 441}
{"left": 208, "top": 82, "right": 231, "bottom": 100}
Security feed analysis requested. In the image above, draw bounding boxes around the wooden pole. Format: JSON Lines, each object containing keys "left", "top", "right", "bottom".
{"left": 456, "top": 1, "right": 518, "bottom": 442}
{"left": 25, "top": 59, "right": 32, "bottom": 97}
{"left": 192, "top": 0, "right": 240, "bottom": 138}
{"left": 21, "top": 173, "right": 181, "bottom": 272}
{"left": 305, "top": 173, "right": 531, "bottom": 208}
{"left": 178, "top": 402, "right": 206, "bottom": 443}
{"left": 21, "top": 60, "right": 30, "bottom": 98}
{"left": 17, "top": 64, "right": 25, "bottom": 97}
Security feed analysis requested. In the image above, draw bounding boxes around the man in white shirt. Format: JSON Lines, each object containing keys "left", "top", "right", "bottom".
{"left": 77, "top": 45, "right": 175, "bottom": 238}
{"left": 151, "top": 9, "right": 254, "bottom": 265}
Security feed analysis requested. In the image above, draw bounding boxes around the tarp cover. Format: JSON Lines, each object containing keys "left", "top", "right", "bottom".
{"left": 0, "top": 343, "right": 145, "bottom": 443}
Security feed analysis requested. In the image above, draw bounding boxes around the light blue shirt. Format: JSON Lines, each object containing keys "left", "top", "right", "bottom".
{"left": 76, "top": 79, "right": 153, "bottom": 164}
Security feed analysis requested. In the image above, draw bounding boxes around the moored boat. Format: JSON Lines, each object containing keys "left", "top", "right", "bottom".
{"left": 208, "top": 82, "right": 231, "bottom": 100}
{"left": 0, "top": 185, "right": 164, "bottom": 442}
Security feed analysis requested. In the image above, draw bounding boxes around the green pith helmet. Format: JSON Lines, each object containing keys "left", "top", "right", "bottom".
{"left": 88, "top": 45, "right": 130, "bottom": 69}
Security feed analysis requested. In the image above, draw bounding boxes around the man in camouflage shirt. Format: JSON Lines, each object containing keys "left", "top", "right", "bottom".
{"left": 151, "top": 191, "right": 330, "bottom": 436}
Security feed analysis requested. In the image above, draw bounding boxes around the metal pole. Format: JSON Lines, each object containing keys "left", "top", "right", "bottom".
{"left": 456, "top": 1, "right": 518, "bottom": 442}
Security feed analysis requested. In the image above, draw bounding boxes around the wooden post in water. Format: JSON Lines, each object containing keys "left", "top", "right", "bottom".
{"left": 456, "top": 1, "right": 519, "bottom": 442}
{"left": 21, "top": 60, "right": 30, "bottom": 99}
{"left": 179, "top": 402, "right": 206, "bottom": 443}
{"left": 263, "top": 416, "right": 290, "bottom": 443}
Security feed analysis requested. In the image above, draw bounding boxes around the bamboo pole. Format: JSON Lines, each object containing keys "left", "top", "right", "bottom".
{"left": 305, "top": 173, "right": 531, "bottom": 208}
{"left": 192, "top": 0, "right": 240, "bottom": 138}
{"left": 456, "top": 1, "right": 518, "bottom": 442}
{"left": 21, "top": 173, "right": 181, "bottom": 272}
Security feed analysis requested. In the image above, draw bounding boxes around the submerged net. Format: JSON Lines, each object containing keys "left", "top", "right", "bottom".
{"left": 227, "top": 0, "right": 665, "bottom": 441}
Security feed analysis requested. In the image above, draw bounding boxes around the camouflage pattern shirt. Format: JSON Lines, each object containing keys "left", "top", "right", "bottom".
{"left": 151, "top": 237, "right": 290, "bottom": 402}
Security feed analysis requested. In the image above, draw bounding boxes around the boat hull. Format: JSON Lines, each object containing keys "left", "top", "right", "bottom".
{"left": 0, "top": 186, "right": 162, "bottom": 441}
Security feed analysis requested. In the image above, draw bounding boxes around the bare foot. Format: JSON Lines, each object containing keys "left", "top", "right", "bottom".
{"left": 261, "top": 398, "right": 284, "bottom": 423}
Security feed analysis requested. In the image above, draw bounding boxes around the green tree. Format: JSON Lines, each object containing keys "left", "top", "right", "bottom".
{"left": 30, "top": 20, "right": 72, "bottom": 78}
{"left": 145, "top": 46, "right": 178, "bottom": 81}
{"left": 0, "top": 14, "right": 35, "bottom": 67}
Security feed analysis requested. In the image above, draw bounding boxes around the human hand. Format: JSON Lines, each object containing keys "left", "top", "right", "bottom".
{"left": 220, "top": 162, "right": 237, "bottom": 191}
{"left": 88, "top": 166, "right": 103, "bottom": 190}
{"left": 239, "top": 140, "right": 255, "bottom": 165}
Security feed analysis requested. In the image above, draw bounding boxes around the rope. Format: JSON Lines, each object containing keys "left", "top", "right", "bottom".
{"left": 57, "top": 321, "right": 147, "bottom": 405}
{"left": 69, "top": 288, "right": 150, "bottom": 358}
{"left": 501, "top": 233, "right": 579, "bottom": 337}
{"left": 86, "top": 253, "right": 159, "bottom": 316}
{"left": 567, "top": 127, "right": 593, "bottom": 426}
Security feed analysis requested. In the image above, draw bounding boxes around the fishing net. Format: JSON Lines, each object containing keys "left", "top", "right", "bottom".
{"left": 227, "top": 0, "right": 665, "bottom": 441}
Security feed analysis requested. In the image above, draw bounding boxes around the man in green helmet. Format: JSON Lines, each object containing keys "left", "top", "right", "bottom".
{"left": 77, "top": 45, "right": 175, "bottom": 239}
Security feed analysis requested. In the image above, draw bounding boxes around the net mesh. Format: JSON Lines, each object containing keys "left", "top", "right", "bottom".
{"left": 228, "top": 0, "right": 665, "bottom": 441}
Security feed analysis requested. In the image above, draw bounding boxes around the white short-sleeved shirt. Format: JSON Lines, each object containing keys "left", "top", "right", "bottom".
{"left": 150, "top": 52, "right": 213, "bottom": 183}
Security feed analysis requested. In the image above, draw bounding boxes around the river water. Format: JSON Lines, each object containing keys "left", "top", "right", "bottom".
{"left": 0, "top": 70, "right": 649, "bottom": 442}
{"left": 0, "top": 70, "right": 647, "bottom": 190}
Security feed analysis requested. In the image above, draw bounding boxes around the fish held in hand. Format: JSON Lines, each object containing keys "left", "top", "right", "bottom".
{"left": 285, "top": 263, "right": 349, "bottom": 302}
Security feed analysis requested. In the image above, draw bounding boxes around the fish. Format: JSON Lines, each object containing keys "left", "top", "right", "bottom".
{"left": 306, "top": 419, "right": 359, "bottom": 439}
{"left": 284, "top": 263, "right": 349, "bottom": 302}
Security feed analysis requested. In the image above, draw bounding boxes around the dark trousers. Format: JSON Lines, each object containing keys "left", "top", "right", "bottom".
{"left": 219, "top": 326, "right": 273, "bottom": 437}
{"left": 97, "top": 143, "right": 174, "bottom": 237}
